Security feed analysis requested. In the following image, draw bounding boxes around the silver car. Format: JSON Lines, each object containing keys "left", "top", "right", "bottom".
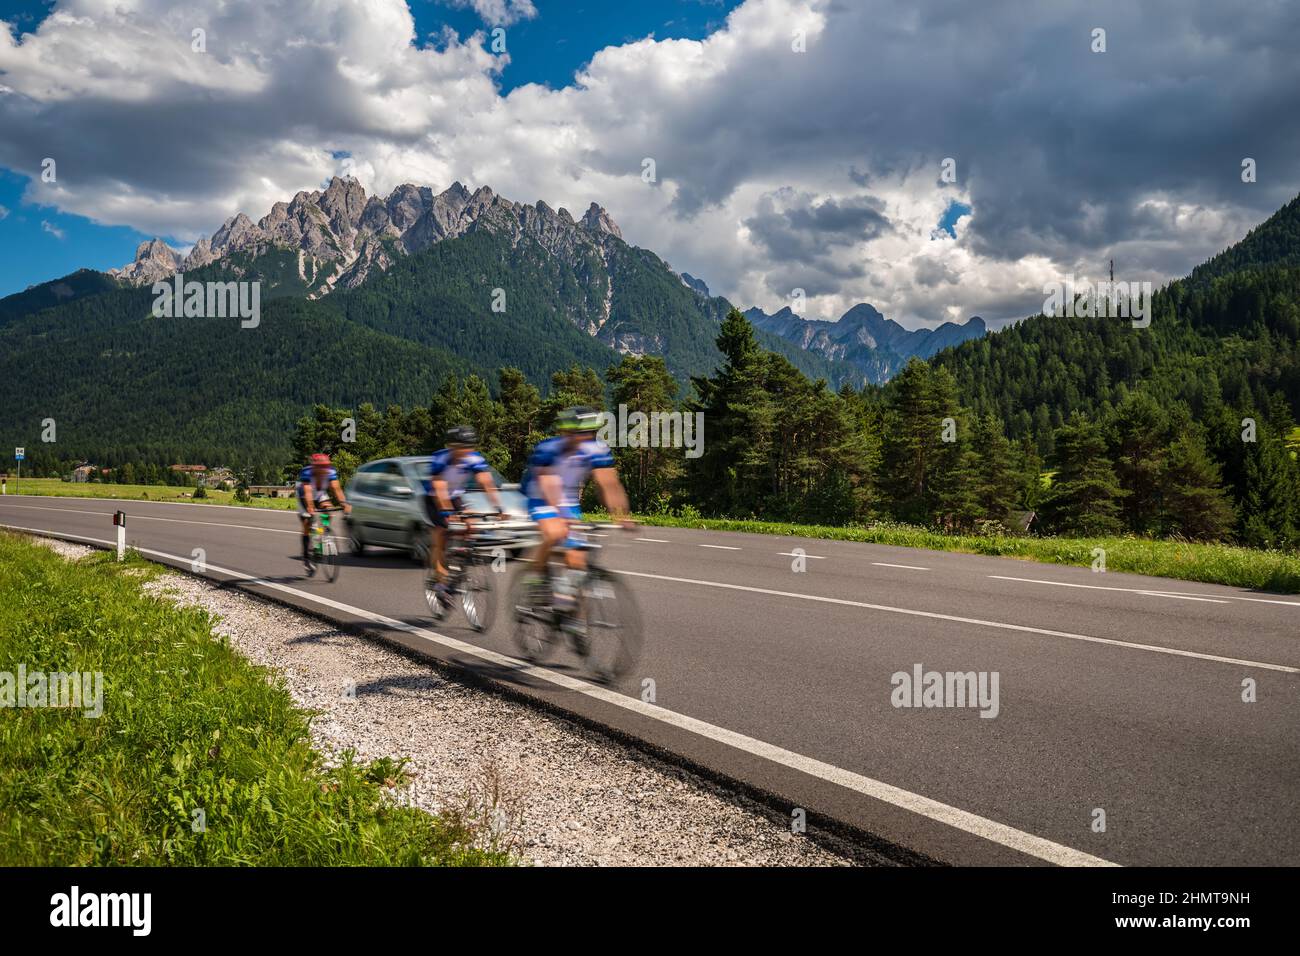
{"left": 344, "top": 456, "right": 536, "bottom": 563}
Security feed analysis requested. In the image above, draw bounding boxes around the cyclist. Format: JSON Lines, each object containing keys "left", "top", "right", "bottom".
{"left": 522, "top": 406, "right": 635, "bottom": 607}
{"left": 296, "top": 452, "right": 350, "bottom": 575}
{"left": 424, "top": 426, "right": 503, "bottom": 601}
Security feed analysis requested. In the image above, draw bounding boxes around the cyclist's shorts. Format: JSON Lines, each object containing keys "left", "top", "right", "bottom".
{"left": 422, "top": 493, "right": 456, "bottom": 529}
{"left": 297, "top": 490, "right": 330, "bottom": 519}
{"left": 527, "top": 498, "right": 581, "bottom": 523}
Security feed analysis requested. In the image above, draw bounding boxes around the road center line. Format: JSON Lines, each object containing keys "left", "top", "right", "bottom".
{"left": 989, "top": 574, "right": 1300, "bottom": 607}
{"left": 778, "top": 551, "right": 826, "bottom": 559}
{"left": 612, "top": 568, "right": 1298, "bottom": 673}
{"left": 635, "top": 537, "right": 670, "bottom": 543}
{"left": 1, "top": 521, "right": 1118, "bottom": 868}
{"left": 699, "top": 544, "right": 741, "bottom": 550}
{"left": 873, "top": 562, "right": 930, "bottom": 571}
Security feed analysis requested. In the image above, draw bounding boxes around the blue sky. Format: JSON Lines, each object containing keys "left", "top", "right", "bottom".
{"left": 0, "top": 0, "right": 743, "bottom": 297}
{"left": 415, "top": 2, "right": 741, "bottom": 94}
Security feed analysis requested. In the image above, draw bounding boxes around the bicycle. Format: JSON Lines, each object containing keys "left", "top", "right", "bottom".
{"left": 424, "top": 513, "right": 508, "bottom": 632}
{"left": 306, "top": 507, "right": 342, "bottom": 583}
{"left": 507, "top": 523, "right": 642, "bottom": 683}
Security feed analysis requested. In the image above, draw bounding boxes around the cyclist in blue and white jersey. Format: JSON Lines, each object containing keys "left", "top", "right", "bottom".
{"left": 425, "top": 426, "right": 503, "bottom": 588}
{"left": 521, "top": 406, "right": 634, "bottom": 585}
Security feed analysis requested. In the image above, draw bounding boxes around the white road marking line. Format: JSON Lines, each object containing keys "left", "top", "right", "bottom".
{"left": 699, "top": 544, "right": 741, "bottom": 550}
{"left": 635, "top": 537, "right": 670, "bottom": 543}
{"left": 612, "top": 568, "right": 1299, "bottom": 674}
{"left": 778, "top": 551, "right": 826, "bottom": 559}
{"left": 990, "top": 574, "right": 1300, "bottom": 608}
{"left": 2, "top": 521, "right": 1118, "bottom": 868}
{"left": 873, "top": 562, "right": 930, "bottom": 571}
{"left": 1, "top": 493, "right": 290, "bottom": 514}
{"left": 1, "top": 501, "right": 305, "bottom": 536}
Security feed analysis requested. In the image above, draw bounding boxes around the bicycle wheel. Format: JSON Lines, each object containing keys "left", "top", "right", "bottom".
{"left": 579, "top": 568, "right": 642, "bottom": 682}
{"left": 459, "top": 551, "right": 498, "bottom": 633}
{"left": 321, "top": 535, "right": 340, "bottom": 583}
{"left": 424, "top": 569, "right": 449, "bottom": 620}
{"left": 507, "top": 563, "right": 557, "bottom": 663}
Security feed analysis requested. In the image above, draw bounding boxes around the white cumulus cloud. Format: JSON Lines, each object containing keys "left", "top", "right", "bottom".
{"left": 0, "top": 0, "right": 1297, "bottom": 327}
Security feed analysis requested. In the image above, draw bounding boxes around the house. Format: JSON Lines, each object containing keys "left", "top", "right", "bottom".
{"left": 203, "top": 466, "right": 235, "bottom": 489}
{"left": 71, "top": 464, "right": 96, "bottom": 482}
{"left": 248, "top": 484, "right": 295, "bottom": 498}
{"left": 170, "top": 464, "right": 207, "bottom": 474}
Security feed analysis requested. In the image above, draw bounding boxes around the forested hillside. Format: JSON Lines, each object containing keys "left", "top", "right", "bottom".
{"left": 6, "top": 190, "right": 1300, "bottom": 554}
{"left": 0, "top": 286, "right": 471, "bottom": 476}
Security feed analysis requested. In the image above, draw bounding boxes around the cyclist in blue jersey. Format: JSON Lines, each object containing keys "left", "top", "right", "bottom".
{"left": 296, "top": 452, "right": 350, "bottom": 574}
{"left": 425, "top": 426, "right": 503, "bottom": 592}
{"left": 522, "top": 406, "right": 634, "bottom": 587}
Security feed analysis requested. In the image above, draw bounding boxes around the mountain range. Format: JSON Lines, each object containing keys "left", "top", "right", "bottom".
{"left": 1, "top": 177, "right": 894, "bottom": 463}
{"left": 745, "top": 304, "right": 986, "bottom": 385}
{"left": 98, "top": 177, "right": 870, "bottom": 384}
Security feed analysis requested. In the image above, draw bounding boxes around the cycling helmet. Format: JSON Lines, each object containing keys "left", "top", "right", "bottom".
{"left": 556, "top": 406, "right": 603, "bottom": 434}
{"left": 446, "top": 425, "right": 478, "bottom": 447}
{"left": 310, "top": 453, "right": 331, "bottom": 466}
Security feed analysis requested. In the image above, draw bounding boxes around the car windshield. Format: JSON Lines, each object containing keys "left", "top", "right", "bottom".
{"left": 462, "top": 487, "right": 525, "bottom": 514}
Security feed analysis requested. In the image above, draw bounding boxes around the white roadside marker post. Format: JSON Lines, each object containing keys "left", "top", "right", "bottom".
{"left": 113, "top": 511, "right": 126, "bottom": 561}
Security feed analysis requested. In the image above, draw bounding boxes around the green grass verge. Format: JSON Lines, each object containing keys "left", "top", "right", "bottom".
{"left": 618, "top": 513, "right": 1300, "bottom": 594}
{"left": 3, "top": 478, "right": 296, "bottom": 509}
{"left": 0, "top": 532, "right": 506, "bottom": 865}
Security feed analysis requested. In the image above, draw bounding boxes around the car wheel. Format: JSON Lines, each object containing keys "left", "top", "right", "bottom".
{"left": 409, "top": 525, "right": 431, "bottom": 565}
{"left": 347, "top": 519, "right": 365, "bottom": 556}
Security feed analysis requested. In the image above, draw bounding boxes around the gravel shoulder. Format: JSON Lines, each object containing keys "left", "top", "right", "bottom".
{"left": 33, "top": 536, "right": 879, "bottom": 866}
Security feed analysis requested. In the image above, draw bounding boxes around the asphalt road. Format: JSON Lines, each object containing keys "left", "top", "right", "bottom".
{"left": 3, "top": 493, "right": 1297, "bottom": 866}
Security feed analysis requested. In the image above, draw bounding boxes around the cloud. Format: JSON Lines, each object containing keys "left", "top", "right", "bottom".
{"left": 0, "top": 204, "right": 9, "bottom": 219}
{"left": 440, "top": 0, "right": 538, "bottom": 27}
{"left": 0, "top": 0, "right": 1297, "bottom": 328}
{"left": 41, "top": 220, "right": 64, "bottom": 239}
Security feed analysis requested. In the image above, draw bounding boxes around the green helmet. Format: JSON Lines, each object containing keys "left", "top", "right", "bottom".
{"left": 556, "top": 405, "right": 603, "bottom": 434}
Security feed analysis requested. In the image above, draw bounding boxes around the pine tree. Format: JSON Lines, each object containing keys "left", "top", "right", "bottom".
{"left": 970, "top": 414, "right": 1020, "bottom": 526}
{"left": 881, "top": 359, "right": 956, "bottom": 521}
{"left": 1239, "top": 428, "right": 1300, "bottom": 549}
{"left": 1159, "top": 431, "right": 1236, "bottom": 540}
{"left": 1108, "top": 391, "right": 1168, "bottom": 534}
{"left": 498, "top": 367, "right": 541, "bottom": 480}
{"left": 1040, "top": 415, "right": 1127, "bottom": 535}
{"left": 540, "top": 364, "right": 606, "bottom": 431}
{"left": 687, "top": 310, "right": 775, "bottom": 515}
{"left": 606, "top": 354, "right": 681, "bottom": 512}
{"left": 932, "top": 440, "right": 981, "bottom": 530}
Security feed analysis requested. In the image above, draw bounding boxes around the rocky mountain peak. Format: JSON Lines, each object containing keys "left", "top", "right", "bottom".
{"left": 580, "top": 202, "right": 622, "bottom": 239}
{"left": 108, "top": 179, "right": 628, "bottom": 297}
{"left": 108, "top": 238, "right": 183, "bottom": 284}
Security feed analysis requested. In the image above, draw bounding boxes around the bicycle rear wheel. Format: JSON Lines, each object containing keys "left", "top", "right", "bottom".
{"left": 507, "top": 563, "right": 557, "bottom": 663}
{"left": 579, "top": 568, "right": 642, "bottom": 682}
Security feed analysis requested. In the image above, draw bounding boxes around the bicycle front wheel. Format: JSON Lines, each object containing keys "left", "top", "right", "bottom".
{"left": 321, "top": 536, "right": 340, "bottom": 583}
{"left": 579, "top": 569, "right": 642, "bottom": 682}
{"left": 507, "top": 563, "right": 556, "bottom": 664}
{"left": 460, "top": 552, "right": 498, "bottom": 633}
